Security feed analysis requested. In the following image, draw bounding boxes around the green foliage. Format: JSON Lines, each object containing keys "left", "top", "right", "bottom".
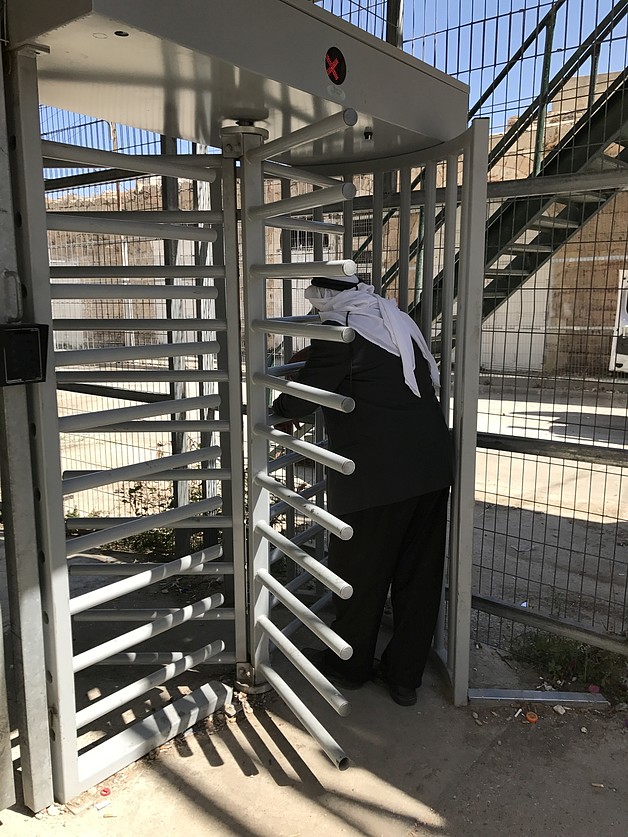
{"left": 510, "top": 631, "right": 628, "bottom": 705}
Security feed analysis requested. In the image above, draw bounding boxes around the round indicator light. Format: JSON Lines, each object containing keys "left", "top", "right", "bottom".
{"left": 325, "top": 47, "right": 347, "bottom": 85}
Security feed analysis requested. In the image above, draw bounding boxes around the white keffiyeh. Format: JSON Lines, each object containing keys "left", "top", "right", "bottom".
{"left": 304, "top": 282, "right": 441, "bottom": 398}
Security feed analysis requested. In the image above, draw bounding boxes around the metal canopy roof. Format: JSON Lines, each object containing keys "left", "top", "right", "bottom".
{"left": 8, "top": 0, "right": 469, "bottom": 166}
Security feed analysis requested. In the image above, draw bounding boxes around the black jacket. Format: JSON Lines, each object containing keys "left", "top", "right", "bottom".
{"left": 272, "top": 333, "right": 454, "bottom": 516}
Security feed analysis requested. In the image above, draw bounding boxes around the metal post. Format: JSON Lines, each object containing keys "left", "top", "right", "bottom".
{"left": 372, "top": 172, "right": 384, "bottom": 294}
{"left": 5, "top": 47, "right": 74, "bottom": 803}
{"left": 533, "top": 10, "right": 557, "bottom": 176}
{"left": 420, "top": 161, "right": 436, "bottom": 340}
{"left": 448, "top": 120, "right": 489, "bottom": 706}
{"left": 398, "top": 166, "right": 411, "bottom": 312}
{"left": 236, "top": 125, "right": 272, "bottom": 688}
{"left": 432, "top": 153, "right": 459, "bottom": 662}
{"left": 220, "top": 155, "right": 249, "bottom": 663}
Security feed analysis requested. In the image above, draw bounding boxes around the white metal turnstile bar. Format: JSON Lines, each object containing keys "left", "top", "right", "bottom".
{"left": 257, "top": 616, "right": 350, "bottom": 717}
{"left": 256, "top": 570, "right": 351, "bottom": 660}
{"left": 62, "top": 445, "right": 221, "bottom": 494}
{"left": 266, "top": 216, "right": 345, "bottom": 236}
{"left": 257, "top": 663, "right": 349, "bottom": 770}
{"left": 72, "top": 594, "right": 224, "bottom": 672}
{"left": 56, "top": 372, "right": 229, "bottom": 384}
{"left": 256, "top": 521, "right": 352, "bottom": 599}
{"left": 432, "top": 153, "right": 459, "bottom": 661}
{"left": 398, "top": 166, "right": 411, "bottom": 312}
{"left": 75, "top": 640, "right": 226, "bottom": 730}
{"left": 53, "top": 318, "right": 226, "bottom": 331}
{"left": 258, "top": 373, "right": 354, "bottom": 412}
{"left": 67, "top": 515, "right": 230, "bottom": 531}
{"left": 55, "top": 340, "right": 220, "bottom": 366}
{"left": 254, "top": 473, "right": 352, "bottom": 540}
{"left": 263, "top": 161, "right": 341, "bottom": 188}
{"left": 69, "top": 545, "right": 222, "bottom": 615}
{"left": 420, "top": 161, "right": 437, "bottom": 339}
{"left": 64, "top": 468, "right": 230, "bottom": 482}
{"left": 252, "top": 319, "right": 354, "bottom": 342}
{"left": 50, "top": 265, "right": 226, "bottom": 279}
{"left": 448, "top": 120, "right": 489, "bottom": 706}
{"left": 42, "top": 140, "right": 218, "bottom": 183}
{"left": 269, "top": 524, "right": 324, "bottom": 561}
{"left": 63, "top": 210, "right": 224, "bottom": 223}
{"left": 58, "top": 394, "right": 220, "bottom": 433}
{"left": 98, "top": 651, "right": 236, "bottom": 665}
{"left": 246, "top": 109, "right": 358, "bottom": 164}
{"left": 372, "top": 172, "right": 384, "bottom": 294}
{"left": 50, "top": 284, "right": 220, "bottom": 300}
{"left": 250, "top": 258, "right": 356, "bottom": 278}
{"left": 46, "top": 213, "right": 218, "bottom": 242}
{"left": 269, "top": 480, "right": 325, "bottom": 520}
{"left": 440, "top": 155, "right": 459, "bottom": 413}
{"left": 69, "top": 420, "right": 230, "bottom": 433}
{"left": 66, "top": 497, "right": 223, "bottom": 556}
{"left": 68, "top": 560, "right": 231, "bottom": 578}
{"left": 73, "top": 608, "right": 235, "bottom": 621}
{"left": 254, "top": 424, "right": 354, "bottom": 474}
{"left": 248, "top": 182, "right": 356, "bottom": 220}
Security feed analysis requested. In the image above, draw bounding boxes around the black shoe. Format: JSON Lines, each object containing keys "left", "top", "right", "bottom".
{"left": 301, "top": 648, "right": 366, "bottom": 691}
{"left": 373, "top": 665, "right": 418, "bottom": 706}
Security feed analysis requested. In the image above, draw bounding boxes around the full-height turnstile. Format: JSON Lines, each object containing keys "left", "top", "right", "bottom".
{"left": 2, "top": 0, "right": 486, "bottom": 807}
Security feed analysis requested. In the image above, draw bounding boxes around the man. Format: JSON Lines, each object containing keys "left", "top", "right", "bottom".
{"left": 271, "top": 275, "right": 453, "bottom": 706}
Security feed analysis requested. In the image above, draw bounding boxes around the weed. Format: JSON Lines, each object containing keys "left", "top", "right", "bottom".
{"left": 510, "top": 631, "right": 628, "bottom": 704}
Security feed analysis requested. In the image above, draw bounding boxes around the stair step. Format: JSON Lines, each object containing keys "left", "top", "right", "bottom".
{"left": 485, "top": 267, "right": 530, "bottom": 277}
{"left": 529, "top": 215, "right": 579, "bottom": 230}
{"left": 508, "top": 242, "right": 554, "bottom": 254}
{"left": 554, "top": 193, "right": 605, "bottom": 205}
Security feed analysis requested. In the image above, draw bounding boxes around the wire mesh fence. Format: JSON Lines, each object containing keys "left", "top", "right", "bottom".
{"left": 321, "top": 0, "right": 628, "bottom": 669}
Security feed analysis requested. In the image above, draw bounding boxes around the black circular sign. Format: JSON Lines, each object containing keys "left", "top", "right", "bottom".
{"left": 325, "top": 47, "right": 346, "bottom": 85}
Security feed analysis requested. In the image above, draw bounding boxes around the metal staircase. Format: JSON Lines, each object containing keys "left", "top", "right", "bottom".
{"left": 481, "top": 68, "right": 628, "bottom": 321}
{"left": 372, "top": 0, "right": 628, "bottom": 334}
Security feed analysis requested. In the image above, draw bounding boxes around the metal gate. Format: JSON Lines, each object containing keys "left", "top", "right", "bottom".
{"left": 6, "top": 49, "right": 245, "bottom": 802}
{"left": 2, "top": 1, "right": 489, "bottom": 808}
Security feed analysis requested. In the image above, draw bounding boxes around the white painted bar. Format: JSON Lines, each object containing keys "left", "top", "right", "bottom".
{"left": 53, "top": 318, "right": 226, "bottom": 331}
{"left": 254, "top": 472, "right": 352, "bottom": 540}
{"left": 246, "top": 108, "right": 358, "bottom": 164}
{"left": 248, "top": 182, "right": 356, "bottom": 221}
{"left": 69, "top": 546, "right": 222, "bottom": 616}
{"left": 75, "top": 641, "right": 225, "bottom": 729}
{"left": 249, "top": 258, "right": 356, "bottom": 279}
{"left": 66, "top": 497, "right": 223, "bottom": 557}
{"left": 50, "top": 265, "right": 226, "bottom": 279}
{"left": 256, "top": 373, "right": 354, "bottom": 413}
{"left": 266, "top": 215, "right": 345, "bottom": 236}
{"left": 72, "top": 595, "right": 223, "bottom": 671}
{"left": 263, "top": 161, "right": 342, "bottom": 188}
{"left": 42, "top": 140, "right": 218, "bottom": 182}
{"left": 58, "top": 394, "right": 220, "bottom": 433}
{"left": 252, "top": 319, "right": 354, "bottom": 342}
{"left": 257, "top": 663, "right": 349, "bottom": 770}
{"left": 62, "top": 445, "right": 221, "bottom": 495}
{"left": 256, "top": 521, "right": 352, "bottom": 599}
{"left": 47, "top": 213, "right": 218, "bottom": 242}
{"left": 50, "top": 284, "right": 219, "bottom": 300}
{"left": 254, "top": 424, "right": 354, "bottom": 474}
{"left": 55, "top": 340, "right": 219, "bottom": 366}
{"left": 256, "top": 569, "right": 351, "bottom": 659}
{"left": 257, "top": 616, "right": 350, "bottom": 716}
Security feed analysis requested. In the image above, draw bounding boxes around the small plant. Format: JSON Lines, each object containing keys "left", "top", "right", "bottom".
{"left": 510, "top": 631, "right": 628, "bottom": 704}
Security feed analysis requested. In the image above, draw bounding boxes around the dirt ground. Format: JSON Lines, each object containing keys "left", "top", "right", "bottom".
{"left": 2, "top": 644, "right": 627, "bottom": 837}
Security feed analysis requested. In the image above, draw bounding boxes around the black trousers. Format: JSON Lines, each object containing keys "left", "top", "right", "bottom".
{"left": 326, "top": 488, "right": 449, "bottom": 688}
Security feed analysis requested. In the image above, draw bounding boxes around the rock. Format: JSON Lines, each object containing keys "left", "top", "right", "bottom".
{"left": 553, "top": 704, "right": 566, "bottom": 715}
